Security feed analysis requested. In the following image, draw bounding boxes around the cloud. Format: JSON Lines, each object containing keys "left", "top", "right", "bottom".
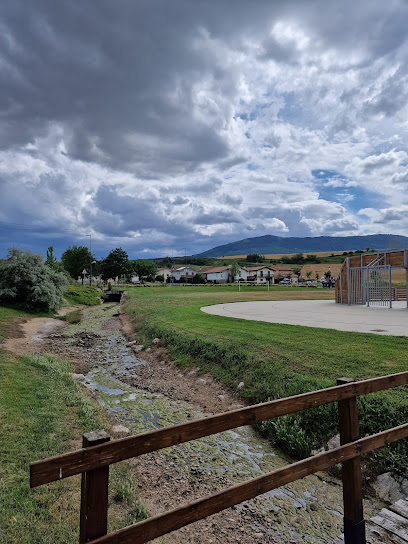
{"left": 1, "top": 0, "right": 408, "bottom": 257}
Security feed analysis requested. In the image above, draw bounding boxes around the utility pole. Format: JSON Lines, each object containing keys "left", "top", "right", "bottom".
{"left": 87, "top": 235, "right": 92, "bottom": 286}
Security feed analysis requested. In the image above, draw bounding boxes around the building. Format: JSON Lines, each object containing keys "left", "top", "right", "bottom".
{"left": 244, "top": 265, "right": 277, "bottom": 284}
{"left": 170, "top": 266, "right": 197, "bottom": 281}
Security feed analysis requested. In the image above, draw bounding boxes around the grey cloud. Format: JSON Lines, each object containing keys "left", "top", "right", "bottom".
{"left": 172, "top": 196, "right": 189, "bottom": 206}
{"left": 193, "top": 210, "right": 242, "bottom": 226}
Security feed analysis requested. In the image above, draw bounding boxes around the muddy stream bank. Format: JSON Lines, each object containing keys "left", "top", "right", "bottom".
{"left": 25, "top": 302, "right": 382, "bottom": 543}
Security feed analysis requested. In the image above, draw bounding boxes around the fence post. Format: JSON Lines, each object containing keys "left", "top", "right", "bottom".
{"left": 337, "top": 378, "right": 366, "bottom": 544}
{"left": 79, "top": 431, "right": 110, "bottom": 543}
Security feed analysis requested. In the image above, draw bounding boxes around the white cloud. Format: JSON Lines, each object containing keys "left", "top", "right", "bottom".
{"left": 1, "top": 0, "right": 408, "bottom": 256}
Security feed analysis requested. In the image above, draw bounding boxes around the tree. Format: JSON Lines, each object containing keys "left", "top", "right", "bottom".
{"left": 133, "top": 259, "right": 158, "bottom": 283}
{"left": 292, "top": 266, "right": 302, "bottom": 284}
{"left": 61, "top": 245, "right": 92, "bottom": 279}
{"left": 246, "top": 253, "right": 264, "bottom": 263}
{"left": 45, "top": 246, "right": 58, "bottom": 271}
{"left": 192, "top": 273, "right": 206, "bottom": 284}
{"left": 0, "top": 248, "right": 67, "bottom": 312}
{"left": 306, "top": 271, "right": 312, "bottom": 281}
{"left": 160, "top": 257, "right": 173, "bottom": 268}
{"left": 100, "top": 248, "right": 129, "bottom": 283}
{"left": 230, "top": 261, "right": 239, "bottom": 282}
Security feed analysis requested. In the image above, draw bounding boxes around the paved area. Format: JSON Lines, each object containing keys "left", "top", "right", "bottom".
{"left": 201, "top": 300, "right": 408, "bottom": 336}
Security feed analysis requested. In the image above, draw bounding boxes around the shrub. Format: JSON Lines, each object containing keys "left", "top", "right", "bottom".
{"left": 0, "top": 248, "right": 67, "bottom": 312}
{"left": 64, "top": 285, "right": 105, "bottom": 306}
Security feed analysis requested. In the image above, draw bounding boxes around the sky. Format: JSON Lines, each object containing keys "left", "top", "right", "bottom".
{"left": 1, "top": 0, "right": 408, "bottom": 259}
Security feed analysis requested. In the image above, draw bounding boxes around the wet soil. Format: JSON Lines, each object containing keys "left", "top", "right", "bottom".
{"left": 3, "top": 302, "right": 382, "bottom": 543}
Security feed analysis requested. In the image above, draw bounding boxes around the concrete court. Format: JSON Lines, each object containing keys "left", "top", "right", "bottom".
{"left": 201, "top": 300, "right": 408, "bottom": 336}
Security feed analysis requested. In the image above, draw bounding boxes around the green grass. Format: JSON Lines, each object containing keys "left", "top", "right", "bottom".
{"left": 124, "top": 285, "right": 408, "bottom": 476}
{"left": 0, "top": 305, "right": 148, "bottom": 542}
{"left": 64, "top": 285, "right": 106, "bottom": 306}
{"left": 57, "top": 309, "right": 82, "bottom": 324}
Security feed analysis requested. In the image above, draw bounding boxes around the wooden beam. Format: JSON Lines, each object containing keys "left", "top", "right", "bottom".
{"left": 79, "top": 431, "right": 110, "bottom": 544}
{"left": 30, "top": 371, "right": 408, "bottom": 487}
{"left": 90, "top": 424, "right": 408, "bottom": 544}
{"left": 337, "top": 378, "right": 365, "bottom": 543}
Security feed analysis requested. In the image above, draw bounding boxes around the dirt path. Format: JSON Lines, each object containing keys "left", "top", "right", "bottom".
{"left": 3, "top": 303, "right": 383, "bottom": 543}
{"left": 4, "top": 317, "right": 65, "bottom": 355}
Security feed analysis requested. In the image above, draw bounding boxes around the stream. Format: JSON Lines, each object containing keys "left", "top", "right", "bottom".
{"left": 61, "top": 302, "right": 379, "bottom": 543}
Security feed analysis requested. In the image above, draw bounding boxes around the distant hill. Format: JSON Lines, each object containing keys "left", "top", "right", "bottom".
{"left": 195, "top": 234, "right": 408, "bottom": 258}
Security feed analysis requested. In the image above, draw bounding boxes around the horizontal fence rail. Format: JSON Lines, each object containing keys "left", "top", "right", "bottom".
{"left": 90, "top": 424, "right": 408, "bottom": 544}
{"left": 30, "top": 371, "right": 408, "bottom": 544}
{"left": 30, "top": 371, "right": 408, "bottom": 488}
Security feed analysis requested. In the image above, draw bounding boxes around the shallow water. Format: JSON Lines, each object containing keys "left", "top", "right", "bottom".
{"left": 65, "top": 303, "right": 378, "bottom": 543}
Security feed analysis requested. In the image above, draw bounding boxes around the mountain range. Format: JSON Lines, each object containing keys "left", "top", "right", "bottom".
{"left": 195, "top": 234, "right": 408, "bottom": 258}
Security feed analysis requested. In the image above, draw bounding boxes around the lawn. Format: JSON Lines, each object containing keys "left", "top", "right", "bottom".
{"left": 0, "top": 307, "right": 147, "bottom": 543}
{"left": 124, "top": 284, "right": 408, "bottom": 476}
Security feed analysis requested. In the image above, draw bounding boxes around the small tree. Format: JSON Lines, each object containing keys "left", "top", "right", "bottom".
{"left": 45, "top": 246, "right": 58, "bottom": 271}
{"left": 292, "top": 266, "right": 302, "bottom": 284}
{"left": 192, "top": 273, "right": 206, "bottom": 284}
{"left": 230, "top": 261, "right": 239, "bottom": 282}
{"left": 315, "top": 272, "right": 319, "bottom": 282}
{"left": 0, "top": 248, "right": 67, "bottom": 312}
{"left": 306, "top": 271, "right": 312, "bottom": 281}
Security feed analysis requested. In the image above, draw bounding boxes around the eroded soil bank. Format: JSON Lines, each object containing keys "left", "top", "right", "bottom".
{"left": 5, "top": 302, "right": 383, "bottom": 543}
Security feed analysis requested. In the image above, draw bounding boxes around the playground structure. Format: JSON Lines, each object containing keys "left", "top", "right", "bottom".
{"left": 335, "top": 249, "right": 408, "bottom": 308}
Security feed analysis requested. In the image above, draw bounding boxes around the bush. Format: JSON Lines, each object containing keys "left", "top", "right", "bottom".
{"left": 0, "top": 248, "right": 67, "bottom": 312}
{"left": 64, "top": 285, "right": 105, "bottom": 306}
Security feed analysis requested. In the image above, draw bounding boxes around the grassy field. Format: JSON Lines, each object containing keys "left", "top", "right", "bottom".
{"left": 0, "top": 307, "right": 147, "bottom": 543}
{"left": 124, "top": 284, "right": 408, "bottom": 476}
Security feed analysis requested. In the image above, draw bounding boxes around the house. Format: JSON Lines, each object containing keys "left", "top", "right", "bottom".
{"left": 273, "top": 266, "right": 296, "bottom": 283}
{"left": 199, "top": 265, "right": 248, "bottom": 283}
{"left": 157, "top": 267, "right": 172, "bottom": 281}
{"left": 199, "top": 266, "right": 230, "bottom": 283}
{"left": 244, "top": 265, "right": 276, "bottom": 284}
{"left": 170, "top": 266, "right": 196, "bottom": 281}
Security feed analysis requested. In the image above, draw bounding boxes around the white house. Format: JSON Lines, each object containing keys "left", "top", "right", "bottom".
{"left": 199, "top": 266, "right": 230, "bottom": 283}
{"left": 170, "top": 266, "right": 196, "bottom": 281}
{"left": 157, "top": 266, "right": 172, "bottom": 281}
{"left": 245, "top": 266, "right": 276, "bottom": 284}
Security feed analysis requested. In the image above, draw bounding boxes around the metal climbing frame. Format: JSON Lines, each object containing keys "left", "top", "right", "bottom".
{"left": 346, "top": 262, "right": 392, "bottom": 308}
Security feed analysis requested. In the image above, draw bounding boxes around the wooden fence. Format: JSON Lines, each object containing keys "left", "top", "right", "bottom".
{"left": 30, "top": 371, "right": 408, "bottom": 544}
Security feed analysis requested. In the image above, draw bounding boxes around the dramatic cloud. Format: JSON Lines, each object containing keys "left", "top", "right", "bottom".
{"left": 1, "top": 0, "right": 408, "bottom": 258}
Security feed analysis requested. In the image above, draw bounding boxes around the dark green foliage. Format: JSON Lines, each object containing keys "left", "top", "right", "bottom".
{"left": 0, "top": 248, "right": 67, "bottom": 312}
{"left": 100, "top": 248, "right": 129, "bottom": 282}
{"left": 192, "top": 273, "right": 206, "bottom": 284}
{"left": 64, "top": 285, "right": 105, "bottom": 306}
{"left": 155, "top": 274, "right": 165, "bottom": 282}
{"left": 61, "top": 245, "right": 92, "bottom": 279}
{"left": 45, "top": 246, "right": 58, "bottom": 270}
{"left": 246, "top": 253, "right": 264, "bottom": 263}
{"left": 133, "top": 259, "right": 158, "bottom": 282}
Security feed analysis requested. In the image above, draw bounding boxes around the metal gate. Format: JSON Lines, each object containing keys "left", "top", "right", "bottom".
{"left": 347, "top": 265, "right": 392, "bottom": 308}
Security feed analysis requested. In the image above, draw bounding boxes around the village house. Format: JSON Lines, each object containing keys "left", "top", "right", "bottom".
{"left": 199, "top": 265, "right": 248, "bottom": 283}
{"left": 245, "top": 265, "right": 276, "bottom": 284}
{"left": 170, "top": 266, "right": 196, "bottom": 281}
{"left": 157, "top": 266, "right": 172, "bottom": 281}
{"left": 273, "top": 266, "right": 297, "bottom": 283}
